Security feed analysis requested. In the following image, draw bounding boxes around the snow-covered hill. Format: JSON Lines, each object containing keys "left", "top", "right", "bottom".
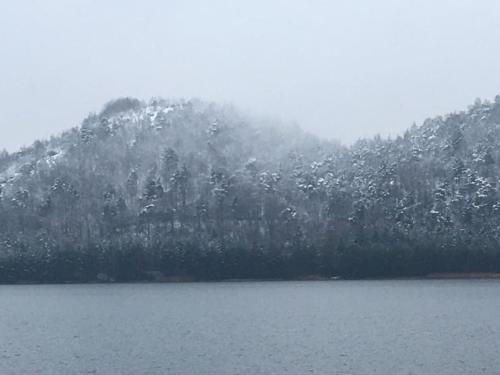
{"left": 1, "top": 96, "right": 500, "bottom": 282}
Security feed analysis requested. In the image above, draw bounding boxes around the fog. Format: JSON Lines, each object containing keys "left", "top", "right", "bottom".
{"left": 1, "top": 0, "right": 500, "bottom": 151}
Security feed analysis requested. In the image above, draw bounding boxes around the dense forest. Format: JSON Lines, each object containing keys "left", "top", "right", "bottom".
{"left": 1, "top": 96, "right": 500, "bottom": 282}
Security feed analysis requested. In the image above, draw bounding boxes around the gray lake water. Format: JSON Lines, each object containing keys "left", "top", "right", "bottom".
{"left": 1, "top": 280, "right": 500, "bottom": 375}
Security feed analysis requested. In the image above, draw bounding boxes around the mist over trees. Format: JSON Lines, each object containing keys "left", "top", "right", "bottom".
{"left": 1, "top": 96, "right": 500, "bottom": 282}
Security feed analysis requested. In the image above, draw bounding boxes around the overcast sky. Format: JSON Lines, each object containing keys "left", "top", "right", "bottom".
{"left": 1, "top": 0, "right": 500, "bottom": 151}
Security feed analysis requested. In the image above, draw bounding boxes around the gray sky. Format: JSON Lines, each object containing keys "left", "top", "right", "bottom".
{"left": 1, "top": 0, "right": 500, "bottom": 151}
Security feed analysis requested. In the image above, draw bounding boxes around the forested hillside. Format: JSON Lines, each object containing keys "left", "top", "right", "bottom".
{"left": 1, "top": 96, "right": 500, "bottom": 282}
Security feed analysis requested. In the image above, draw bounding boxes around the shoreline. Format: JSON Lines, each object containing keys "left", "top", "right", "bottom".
{"left": 2, "top": 272, "right": 500, "bottom": 285}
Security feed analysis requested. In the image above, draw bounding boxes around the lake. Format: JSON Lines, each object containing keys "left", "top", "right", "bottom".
{"left": 1, "top": 280, "right": 500, "bottom": 374}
